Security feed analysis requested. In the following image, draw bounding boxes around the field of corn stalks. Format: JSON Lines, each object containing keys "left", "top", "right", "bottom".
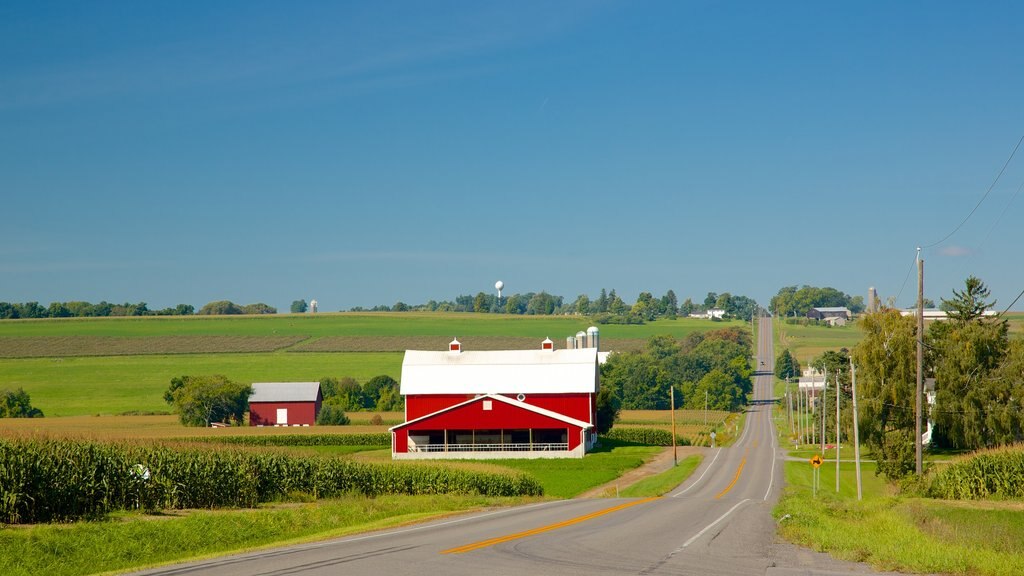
{"left": 926, "top": 444, "right": 1024, "bottom": 500}
{"left": 0, "top": 437, "right": 542, "bottom": 524}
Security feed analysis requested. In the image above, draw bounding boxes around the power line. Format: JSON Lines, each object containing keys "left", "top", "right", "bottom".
{"left": 922, "top": 133, "right": 1024, "bottom": 250}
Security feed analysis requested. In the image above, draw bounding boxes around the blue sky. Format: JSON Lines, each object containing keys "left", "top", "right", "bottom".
{"left": 2, "top": 1, "right": 1023, "bottom": 312}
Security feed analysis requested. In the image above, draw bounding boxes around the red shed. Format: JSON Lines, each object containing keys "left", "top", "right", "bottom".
{"left": 390, "top": 339, "right": 600, "bottom": 459}
{"left": 249, "top": 382, "right": 322, "bottom": 426}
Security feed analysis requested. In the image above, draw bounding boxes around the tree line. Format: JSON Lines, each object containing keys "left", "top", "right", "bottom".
{"left": 0, "top": 299, "right": 281, "bottom": 319}
{"left": 769, "top": 285, "right": 865, "bottom": 317}
{"left": 600, "top": 327, "right": 754, "bottom": 412}
{"left": 353, "top": 288, "right": 762, "bottom": 322}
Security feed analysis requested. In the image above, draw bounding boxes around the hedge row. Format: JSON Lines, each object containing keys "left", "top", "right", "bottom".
{"left": 926, "top": 445, "right": 1024, "bottom": 500}
{"left": 185, "top": 433, "right": 391, "bottom": 447}
{"left": 603, "top": 427, "right": 690, "bottom": 446}
{"left": 0, "top": 438, "right": 542, "bottom": 524}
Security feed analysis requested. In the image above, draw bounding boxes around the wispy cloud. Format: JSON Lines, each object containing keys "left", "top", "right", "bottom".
{"left": 939, "top": 245, "right": 972, "bottom": 257}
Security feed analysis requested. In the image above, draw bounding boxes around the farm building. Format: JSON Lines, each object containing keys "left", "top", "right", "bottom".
{"left": 390, "top": 336, "right": 600, "bottom": 460}
{"left": 806, "top": 307, "right": 851, "bottom": 321}
{"left": 249, "top": 382, "right": 322, "bottom": 426}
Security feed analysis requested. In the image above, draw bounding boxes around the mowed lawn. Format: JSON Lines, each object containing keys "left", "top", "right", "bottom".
{"left": 0, "top": 352, "right": 402, "bottom": 416}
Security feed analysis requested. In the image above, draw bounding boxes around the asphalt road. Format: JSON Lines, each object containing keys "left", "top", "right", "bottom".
{"left": 131, "top": 318, "right": 891, "bottom": 576}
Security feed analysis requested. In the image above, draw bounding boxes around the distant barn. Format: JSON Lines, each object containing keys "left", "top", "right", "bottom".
{"left": 806, "top": 307, "right": 851, "bottom": 322}
{"left": 249, "top": 382, "right": 322, "bottom": 426}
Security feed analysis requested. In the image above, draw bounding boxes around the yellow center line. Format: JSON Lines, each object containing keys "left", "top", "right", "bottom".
{"left": 715, "top": 446, "right": 749, "bottom": 499}
{"left": 440, "top": 497, "right": 659, "bottom": 555}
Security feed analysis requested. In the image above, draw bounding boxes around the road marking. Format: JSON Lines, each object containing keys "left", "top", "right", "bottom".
{"left": 440, "top": 497, "right": 659, "bottom": 554}
{"left": 714, "top": 446, "right": 749, "bottom": 499}
{"left": 671, "top": 448, "right": 722, "bottom": 498}
{"left": 676, "top": 499, "right": 750, "bottom": 549}
{"left": 764, "top": 442, "right": 776, "bottom": 501}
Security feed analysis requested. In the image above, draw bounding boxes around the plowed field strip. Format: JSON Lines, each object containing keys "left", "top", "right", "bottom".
{"left": 0, "top": 336, "right": 308, "bottom": 358}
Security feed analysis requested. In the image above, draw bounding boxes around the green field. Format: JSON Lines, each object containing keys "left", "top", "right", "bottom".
{"left": 774, "top": 318, "right": 864, "bottom": 365}
{"left": 0, "top": 312, "right": 745, "bottom": 339}
{"left": 0, "top": 313, "right": 747, "bottom": 417}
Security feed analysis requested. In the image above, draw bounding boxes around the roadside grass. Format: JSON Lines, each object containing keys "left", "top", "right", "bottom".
{"left": 0, "top": 493, "right": 530, "bottom": 576}
{"left": 487, "top": 439, "right": 662, "bottom": 498}
{"left": 0, "top": 352, "right": 402, "bottom": 416}
{"left": 619, "top": 455, "right": 702, "bottom": 497}
{"left": 776, "top": 461, "right": 1024, "bottom": 575}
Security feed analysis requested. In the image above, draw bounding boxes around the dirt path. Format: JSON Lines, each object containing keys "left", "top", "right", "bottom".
{"left": 578, "top": 446, "right": 707, "bottom": 498}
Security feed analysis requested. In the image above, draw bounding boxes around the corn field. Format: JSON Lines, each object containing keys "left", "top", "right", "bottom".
{"left": 926, "top": 445, "right": 1024, "bottom": 500}
{"left": 187, "top": 433, "right": 391, "bottom": 446}
{"left": 0, "top": 437, "right": 542, "bottom": 524}
{"left": 602, "top": 427, "right": 689, "bottom": 446}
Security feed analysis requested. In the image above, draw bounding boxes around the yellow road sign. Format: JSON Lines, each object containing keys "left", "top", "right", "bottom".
{"left": 810, "top": 454, "right": 823, "bottom": 468}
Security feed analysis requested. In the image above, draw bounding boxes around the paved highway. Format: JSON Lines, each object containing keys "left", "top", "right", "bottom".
{"left": 132, "top": 318, "right": 886, "bottom": 576}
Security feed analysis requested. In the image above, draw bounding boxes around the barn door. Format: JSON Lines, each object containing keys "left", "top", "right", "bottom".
{"left": 276, "top": 408, "right": 288, "bottom": 425}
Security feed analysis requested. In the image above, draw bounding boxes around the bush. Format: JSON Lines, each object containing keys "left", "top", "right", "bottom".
{"left": 316, "top": 405, "right": 350, "bottom": 425}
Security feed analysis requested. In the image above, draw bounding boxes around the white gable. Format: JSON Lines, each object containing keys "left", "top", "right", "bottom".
{"left": 400, "top": 348, "right": 599, "bottom": 395}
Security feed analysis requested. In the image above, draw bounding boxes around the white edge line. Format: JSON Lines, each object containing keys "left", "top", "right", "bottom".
{"left": 678, "top": 498, "right": 750, "bottom": 549}
{"left": 671, "top": 447, "right": 722, "bottom": 498}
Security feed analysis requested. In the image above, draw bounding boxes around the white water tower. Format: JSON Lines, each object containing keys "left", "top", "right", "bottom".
{"left": 495, "top": 280, "right": 504, "bottom": 299}
{"left": 309, "top": 299, "right": 318, "bottom": 313}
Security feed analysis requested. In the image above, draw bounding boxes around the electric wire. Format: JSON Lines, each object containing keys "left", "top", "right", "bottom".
{"left": 921, "top": 133, "right": 1024, "bottom": 250}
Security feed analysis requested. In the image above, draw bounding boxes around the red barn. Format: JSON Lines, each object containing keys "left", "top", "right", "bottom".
{"left": 390, "top": 338, "right": 600, "bottom": 459}
{"left": 249, "top": 382, "right": 322, "bottom": 426}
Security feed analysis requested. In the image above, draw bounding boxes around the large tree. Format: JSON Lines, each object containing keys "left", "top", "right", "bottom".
{"left": 164, "top": 375, "right": 251, "bottom": 427}
{"left": 775, "top": 349, "right": 801, "bottom": 380}
{"left": 0, "top": 388, "right": 44, "bottom": 418}
{"left": 929, "top": 276, "right": 1012, "bottom": 450}
{"left": 851, "top": 309, "right": 918, "bottom": 479}
{"left": 291, "top": 299, "right": 308, "bottom": 313}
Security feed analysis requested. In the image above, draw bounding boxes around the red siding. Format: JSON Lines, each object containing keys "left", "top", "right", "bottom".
{"left": 250, "top": 401, "right": 320, "bottom": 426}
{"left": 393, "top": 397, "right": 585, "bottom": 452}
{"left": 406, "top": 393, "right": 592, "bottom": 424}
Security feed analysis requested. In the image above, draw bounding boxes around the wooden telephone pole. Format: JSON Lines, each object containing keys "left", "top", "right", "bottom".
{"left": 916, "top": 248, "right": 924, "bottom": 477}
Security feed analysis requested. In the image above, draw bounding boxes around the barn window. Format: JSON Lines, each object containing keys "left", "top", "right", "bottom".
{"left": 482, "top": 400, "right": 493, "bottom": 411}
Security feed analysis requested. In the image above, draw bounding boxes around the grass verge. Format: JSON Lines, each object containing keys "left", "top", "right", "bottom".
{"left": 775, "top": 460, "right": 1024, "bottom": 575}
{"left": 619, "top": 455, "right": 702, "bottom": 497}
{"left": 0, "top": 494, "right": 528, "bottom": 576}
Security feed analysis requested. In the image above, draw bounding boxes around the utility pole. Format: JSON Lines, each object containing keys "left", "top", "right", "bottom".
{"left": 820, "top": 367, "right": 828, "bottom": 454}
{"left": 836, "top": 372, "right": 841, "bottom": 493}
{"left": 916, "top": 248, "right": 924, "bottom": 477}
{"left": 670, "top": 387, "right": 677, "bottom": 466}
{"left": 851, "top": 358, "right": 862, "bottom": 501}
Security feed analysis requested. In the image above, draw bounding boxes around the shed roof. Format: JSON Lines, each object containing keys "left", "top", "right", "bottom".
{"left": 400, "top": 347, "right": 599, "bottom": 395}
{"left": 811, "top": 307, "right": 851, "bottom": 313}
{"left": 250, "top": 382, "right": 321, "bottom": 403}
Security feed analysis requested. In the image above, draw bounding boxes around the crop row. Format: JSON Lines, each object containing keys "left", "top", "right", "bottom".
{"left": 186, "top": 433, "right": 391, "bottom": 446}
{"left": 0, "top": 438, "right": 542, "bottom": 524}
{"left": 926, "top": 445, "right": 1024, "bottom": 500}
{"left": 603, "top": 427, "right": 690, "bottom": 446}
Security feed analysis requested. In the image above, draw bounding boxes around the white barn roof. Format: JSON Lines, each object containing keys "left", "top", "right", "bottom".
{"left": 400, "top": 348, "right": 599, "bottom": 395}
{"left": 250, "top": 382, "right": 321, "bottom": 403}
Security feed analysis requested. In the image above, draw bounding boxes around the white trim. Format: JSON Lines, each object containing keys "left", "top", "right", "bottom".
{"left": 389, "top": 393, "right": 593, "bottom": 432}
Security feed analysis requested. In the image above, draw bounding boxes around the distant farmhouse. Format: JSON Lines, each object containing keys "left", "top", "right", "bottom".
{"left": 806, "top": 307, "right": 851, "bottom": 326}
{"left": 390, "top": 331, "right": 603, "bottom": 460}
{"left": 249, "top": 382, "right": 322, "bottom": 426}
{"left": 690, "top": 308, "right": 727, "bottom": 320}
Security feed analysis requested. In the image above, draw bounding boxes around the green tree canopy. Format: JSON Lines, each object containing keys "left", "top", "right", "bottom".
{"left": 164, "top": 375, "right": 251, "bottom": 427}
{"left": 291, "top": 299, "right": 308, "bottom": 313}
{"left": 774, "top": 349, "right": 801, "bottom": 380}
{"left": 0, "top": 388, "right": 44, "bottom": 418}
